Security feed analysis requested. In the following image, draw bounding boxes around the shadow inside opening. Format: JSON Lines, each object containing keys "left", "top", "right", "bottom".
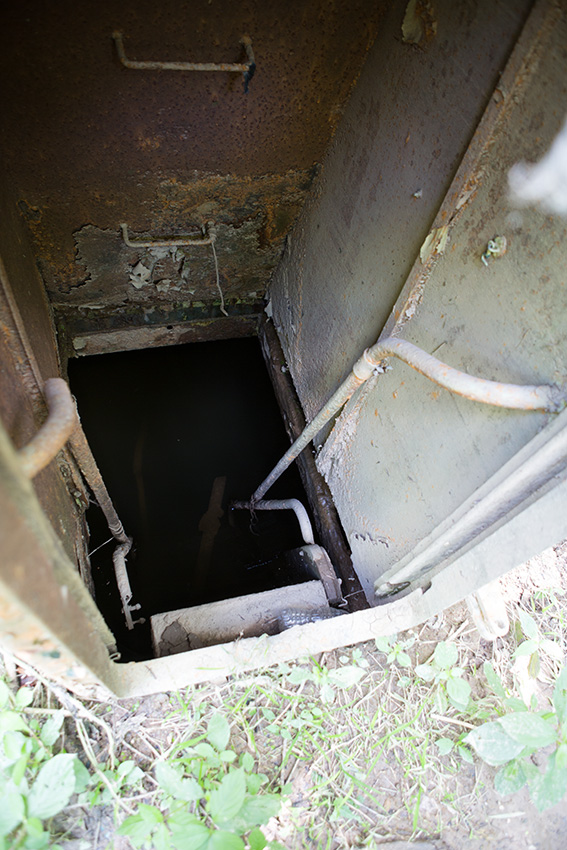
{"left": 68, "top": 336, "right": 311, "bottom": 660}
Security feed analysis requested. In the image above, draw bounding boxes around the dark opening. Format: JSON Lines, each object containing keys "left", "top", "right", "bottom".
{"left": 68, "top": 337, "right": 312, "bottom": 660}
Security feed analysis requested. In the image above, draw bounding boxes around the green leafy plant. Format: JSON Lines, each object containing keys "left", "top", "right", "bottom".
{"left": 465, "top": 665, "right": 567, "bottom": 811}
{"left": 283, "top": 657, "right": 365, "bottom": 703}
{"left": 513, "top": 609, "right": 564, "bottom": 681}
{"left": 415, "top": 641, "right": 472, "bottom": 713}
{"left": 117, "top": 712, "right": 285, "bottom": 850}
{"left": 374, "top": 635, "right": 415, "bottom": 669}
{"left": 0, "top": 680, "right": 89, "bottom": 849}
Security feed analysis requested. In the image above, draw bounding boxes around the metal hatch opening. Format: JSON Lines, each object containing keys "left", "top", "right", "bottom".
{"left": 68, "top": 335, "right": 345, "bottom": 661}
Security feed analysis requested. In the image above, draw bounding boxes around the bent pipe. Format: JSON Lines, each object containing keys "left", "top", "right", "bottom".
{"left": 231, "top": 498, "right": 315, "bottom": 546}
{"left": 19, "top": 378, "right": 77, "bottom": 479}
{"left": 17, "top": 378, "right": 142, "bottom": 629}
{"left": 252, "top": 337, "right": 566, "bottom": 502}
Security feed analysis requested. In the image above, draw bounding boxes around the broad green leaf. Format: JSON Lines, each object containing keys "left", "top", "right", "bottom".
{"left": 465, "top": 721, "right": 525, "bottom": 766}
{"left": 447, "top": 676, "right": 471, "bottom": 709}
{"left": 328, "top": 666, "right": 365, "bottom": 688}
{"left": 528, "top": 652, "right": 541, "bottom": 679}
{"left": 138, "top": 804, "right": 164, "bottom": 826}
{"left": 0, "top": 711, "right": 29, "bottom": 734}
{"left": 0, "top": 792, "right": 24, "bottom": 837}
{"left": 11, "top": 753, "right": 29, "bottom": 786}
{"left": 236, "top": 794, "right": 281, "bottom": 829}
{"left": 246, "top": 774, "right": 264, "bottom": 795}
{"left": 15, "top": 688, "right": 34, "bottom": 709}
{"left": 556, "top": 743, "right": 567, "bottom": 770}
{"left": 504, "top": 697, "right": 529, "bottom": 713}
{"left": 40, "top": 710, "right": 65, "bottom": 747}
{"left": 435, "top": 737, "right": 454, "bottom": 756}
{"left": 116, "top": 814, "right": 151, "bottom": 845}
{"left": 153, "top": 822, "right": 173, "bottom": 850}
{"left": 415, "top": 664, "right": 436, "bottom": 682}
{"left": 21, "top": 816, "right": 48, "bottom": 849}
{"left": 434, "top": 642, "right": 458, "bottom": 670}
{"left": 0, "top": 681, "right": 11, "bottom": 710}
{"left": 458, "top": 744, "right": 474, "bottom": 764}
{"left": 220, "top": 751, "right": 237, "bottom": 764}
{"left": 433, "top": 687, "right": 448, "bottom": 715}
{"left": 168, "top": 821, "right": 211, "bottom": 850}
{"left": 287, "top": 667, "right": 312, "bottom": 685}
{"left": 72, "top": 758, "right": 91, "bottom": 794}
{"left": 3, "top": 730, "right": 26, "bottom": 762}
{"left": 117, "top": 759, "right": 137, "bottom": 777}
{"left": 320, "top": 683, "right": 335, "bottom": 704}
{"left": 499, "top": 713, "right": 557, "bottom": 748}
{"left": 207, "top": 714, "right": 231, "bottom": 752}
{"left": 27, "top": 753, "right": 76, "bottom": 819}
{"left": 528, "top": 762, "right": 567, "bottom": 811}
{"left": 155, "top": 761, "right": 202, "bottom": 802}
{"left": 374, "top": 636, "right": 393, "bottom": 653}
{"left": 518, "top": 609, "right": 539, "bottom": 640}
{"left": 483, "top": 661, "right": 506, "bottom": 698}
{"left": 207, "top": 832, "right": 245, "bottom": 850}
{"left": 494, "top": 760, "right": 527, "bottom": 796}
{"left": 208, "top": 770, "right": 246, "bottom": 823}
{"left": 194, "top": 743, "right": 218, "bottom": 762}
{"left": 241, "top": 752, "right": 254, "bottom": 773}
{"left": 248, "top": 827, "right": 267, "bottom": 850}
{"left": 513, "top": 639, "right": 538, "bottom": 658}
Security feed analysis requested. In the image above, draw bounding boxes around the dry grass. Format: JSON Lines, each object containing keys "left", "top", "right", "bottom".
{"left": 2, "top": 543, "right": 567, "bottom": 849}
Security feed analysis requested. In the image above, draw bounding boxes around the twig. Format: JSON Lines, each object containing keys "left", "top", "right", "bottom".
{"left": 10, "top": 656, "right": 116, "bottom": 769}
{"left": 76, "top": 718, "right": 134, "bottom": 815}
{"left": 430, "top": 713, "right": 475, "bottom": 730}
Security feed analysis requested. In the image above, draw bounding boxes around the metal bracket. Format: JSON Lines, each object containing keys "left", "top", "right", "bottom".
{"left": 120, "top": 221, "right": 217, "bottom": 249}
{"left": 112, "top": 32, "right": 256, "bottom": 92}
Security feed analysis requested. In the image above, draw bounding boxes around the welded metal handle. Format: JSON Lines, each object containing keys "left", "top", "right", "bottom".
{"left": 112, "top": 31, "right": 255, "bottom": 91}
{"left": 18, "top": 379, "right": 77, "bottom": 479}
{"left": 120, "top": 221, "right": 216, "bottom": 249}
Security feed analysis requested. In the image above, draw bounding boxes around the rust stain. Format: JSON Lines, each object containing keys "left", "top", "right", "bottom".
{"left": 1, "top": 0, "right": 388, "bottom": 343}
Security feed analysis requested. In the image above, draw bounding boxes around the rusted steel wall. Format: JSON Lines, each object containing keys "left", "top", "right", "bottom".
{"left": 0, "top": 0, "right": 389, "bottom": 349}
{"left": 0, "top": 168, "right": 89, "bottom": 568}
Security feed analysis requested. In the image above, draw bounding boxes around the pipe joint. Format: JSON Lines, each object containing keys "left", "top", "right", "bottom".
{"left": 352, "top": 350, "right": 377, "bottom": 382}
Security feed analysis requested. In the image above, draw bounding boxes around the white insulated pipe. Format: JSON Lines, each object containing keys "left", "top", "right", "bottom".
{"left": 252, "top": 336, "right": 566, "bottom": 502}
{"left": 231, "top": 498, "right": 315, "bottom": 545}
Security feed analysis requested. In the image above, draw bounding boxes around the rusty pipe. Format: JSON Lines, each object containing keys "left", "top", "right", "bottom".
{"left": 19, "top": 378, "right": 77, "bottom": 479}
{"left": 252, "top": 337, "right": 566, "bottom": 501}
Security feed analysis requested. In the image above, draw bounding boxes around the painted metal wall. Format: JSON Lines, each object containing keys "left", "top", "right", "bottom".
{"left": 268, "top": 0, "right": 567, "bottom": 601}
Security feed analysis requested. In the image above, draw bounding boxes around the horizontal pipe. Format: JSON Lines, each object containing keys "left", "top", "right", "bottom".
{"left": 19, "top": 378, "right": 77, "bottom": 479}
{"left": 113, "top": 31, "right": 253, "bottom": 73}
{"left": 252, "top": 336, "right": 566, "bottom": 501}
{"left": 232, "top": 498, "right": 315, "bottom": 545}
{"left": 120, "top": 221, "right": 216, "bottom": 249}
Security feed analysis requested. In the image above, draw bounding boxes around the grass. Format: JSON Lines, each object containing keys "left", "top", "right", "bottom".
{"left": 1, "top": 552, "right": 567, "bottom": 849}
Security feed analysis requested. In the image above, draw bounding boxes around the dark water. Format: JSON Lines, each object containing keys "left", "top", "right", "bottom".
{"left": 68, "top": 337, "right": 310, "bottom": 659}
